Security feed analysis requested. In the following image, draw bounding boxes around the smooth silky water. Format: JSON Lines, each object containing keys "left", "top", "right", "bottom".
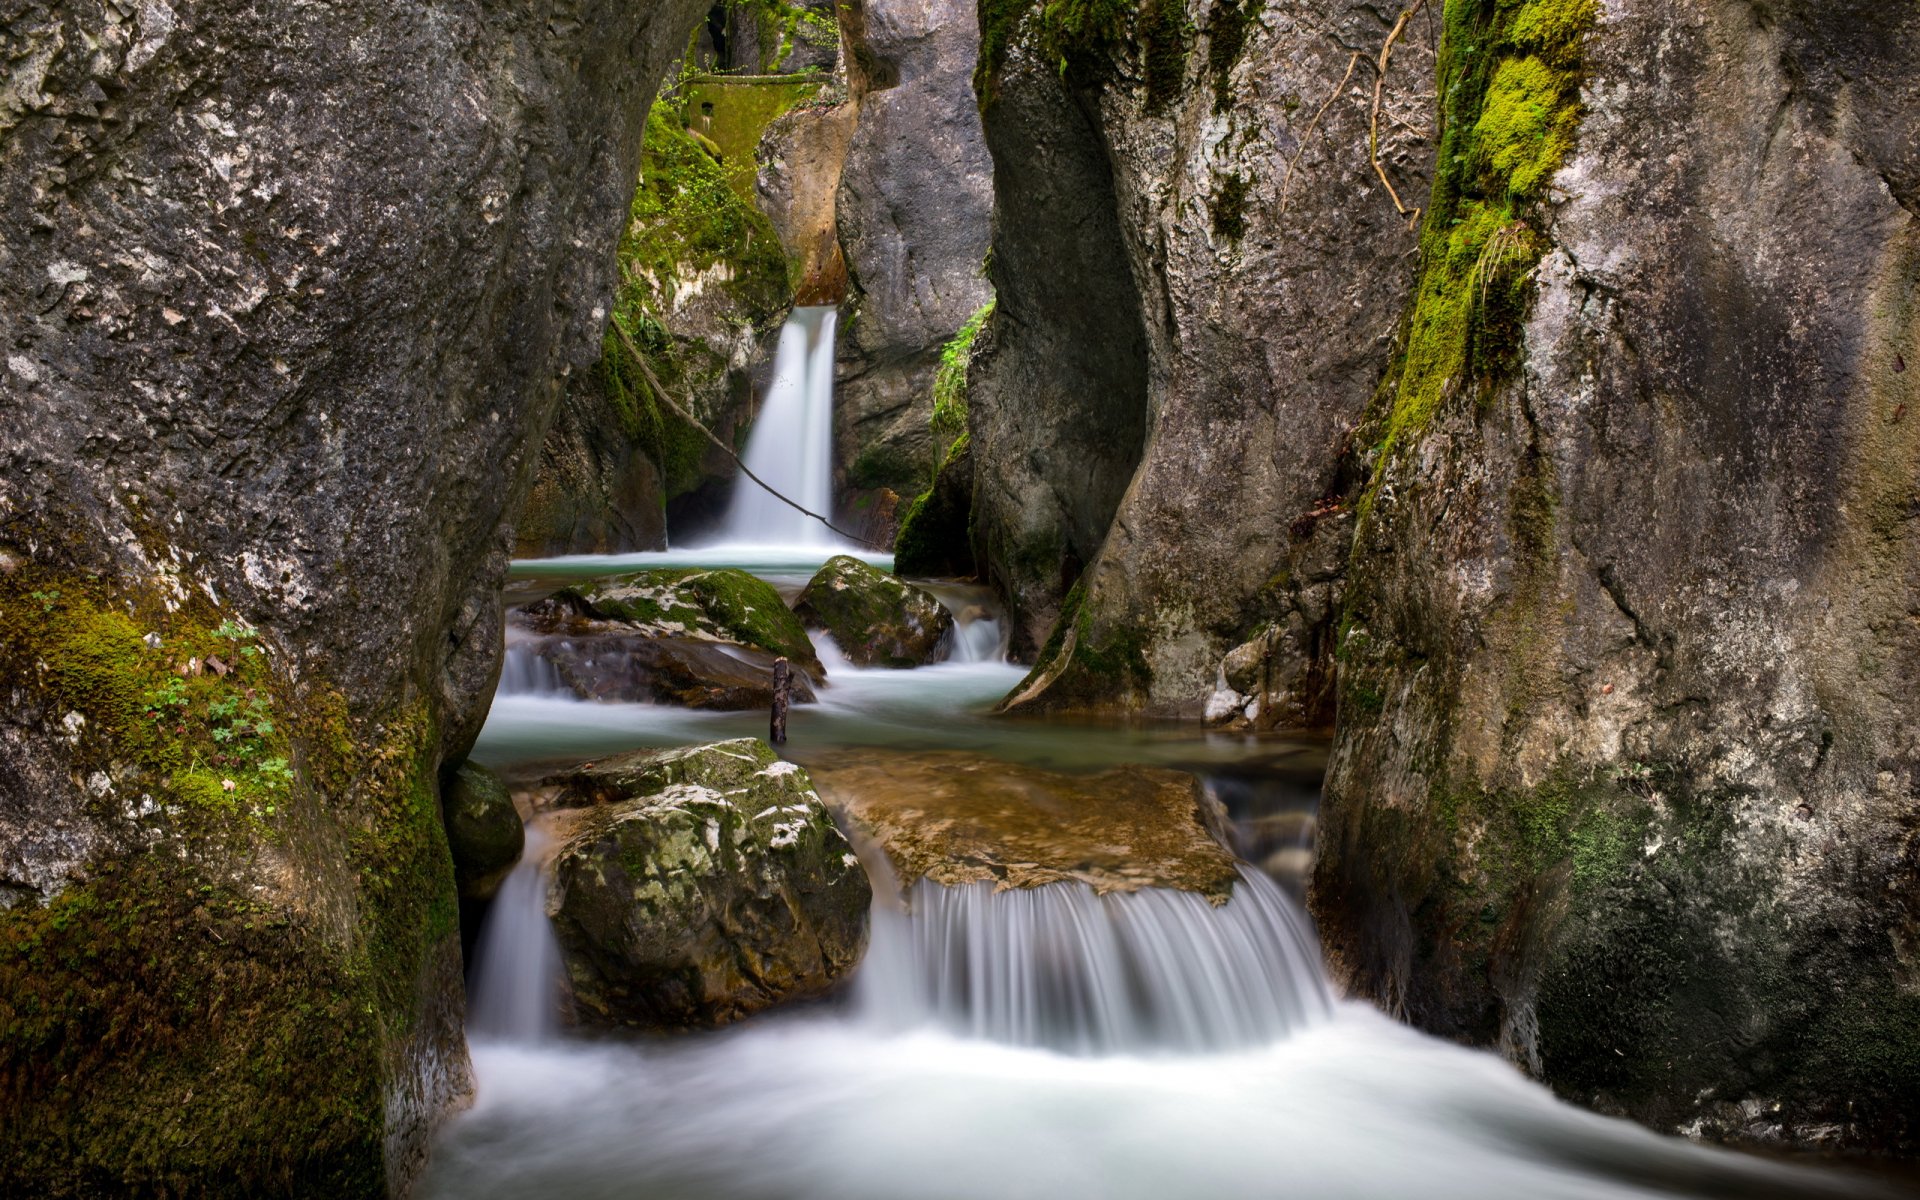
{"left": 426, "top": 307, "right": 1884, "bottom": 1199}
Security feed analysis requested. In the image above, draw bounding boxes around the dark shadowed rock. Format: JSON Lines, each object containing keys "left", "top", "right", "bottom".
{"left": 794, "top": 554, "right": 953, "bottom": 666}
{"left": 545, "top": 740, "right": 870, "bottom": 1029}
{"left": 0, "top": 0, "right": 708, "bottom": 1188}
{"left": 444, "top": 762, "right": 525, "bottom": 902}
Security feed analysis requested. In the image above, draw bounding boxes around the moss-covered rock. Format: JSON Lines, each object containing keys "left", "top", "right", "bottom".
{"left": 444, "top": 762, "right": 524, "bottom": 901}
{"left": 894, "top": 434, "right": 976, "bottom": 579}
{"left": 0, "top": 560, "right": 465, "bottom": 1195}
{"left": 793, "top": 555, "right": 955, "bottom": 667}
{"left": 544, "top": 740, "right": 869, "bottom": 1028}
{"left": 543, "top": 567, "right": 822, "bottom": 679}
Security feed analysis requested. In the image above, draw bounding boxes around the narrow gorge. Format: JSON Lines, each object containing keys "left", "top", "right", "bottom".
{"left": 1, "top": 0, "right": 1914, "bottom": 1195}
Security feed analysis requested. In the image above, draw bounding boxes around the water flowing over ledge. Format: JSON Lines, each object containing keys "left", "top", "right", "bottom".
{"left": 858, "top": 866, "right": 1331, "bottom": 1054}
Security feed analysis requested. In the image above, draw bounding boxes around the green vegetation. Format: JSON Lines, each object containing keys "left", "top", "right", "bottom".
{"left": 895, "top": 299, "right": 994, "bottom": 573}
{"left": 1204, "top": 0, "right": 1261, "bottom": 114}
{"left": 1372, "top": 0, "right": 1597, "bottom": 457}
{"left": 1210, "top": 171, "right": 1250, "bottom": 241}
{"left": 596, "top": 98, "right": 792, "bottom": 500}
{"left": 721, "top": 0, "right": 840, "bottom": 74}
{"left": 930, "top": 299, "right": 994, "bottom": 466}
{"left": 0, "top": 556, "right": 457, "bottom": 1192}
{"left": 976, "top": 0, "right": 1198, "bottom": 107}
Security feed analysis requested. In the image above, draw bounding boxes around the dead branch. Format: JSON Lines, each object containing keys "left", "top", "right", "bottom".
{"left": 1370, "top": 0, "right": 1427, "bottom": 230}
{"left": 1279, "top": 51, "right": 1362, "bottom": 216}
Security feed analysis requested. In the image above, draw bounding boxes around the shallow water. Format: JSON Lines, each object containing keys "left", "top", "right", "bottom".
{"left": 433, "top": 550, "right": 1892, "bottom": 1200}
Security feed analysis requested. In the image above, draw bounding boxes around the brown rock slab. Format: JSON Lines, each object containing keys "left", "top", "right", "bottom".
{"left": 805, "top": 749, "right": 1239, "bottom": 902}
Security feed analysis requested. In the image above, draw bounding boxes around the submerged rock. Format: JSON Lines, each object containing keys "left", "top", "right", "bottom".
{"left": 544, "top": 740, "right": 870, "bottom": 1029}
{"left": 444, "top": 762, "right": 525, "bottom": 901}
{"left": 793, "top": 555, "right": 954, "bottom": 666}
{"left": 805, "top": 749, "right": 1239, "bottom": 902}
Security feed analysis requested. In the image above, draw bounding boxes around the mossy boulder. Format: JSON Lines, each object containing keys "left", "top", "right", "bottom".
{"left": 528, "top": 635, "right": 817, "bottom": 710}
{"left": 544, "top": 740, "right": 869, "bottom": 1028}
{"left": 443, "top": 762, "right": 524, "bottom": 901}
{"left": 544, "top": 567, "right": 822, "bottom": 679}
{"left": 793, "top": 555, "right": 954, "bottom": 667}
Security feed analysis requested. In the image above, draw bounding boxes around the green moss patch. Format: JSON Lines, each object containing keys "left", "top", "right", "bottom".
{"left": 0, "top": 557, "right": 458, "bottom": 1194}
{"left": 1368, "top": 0, "right": 1596, "bottom": 461}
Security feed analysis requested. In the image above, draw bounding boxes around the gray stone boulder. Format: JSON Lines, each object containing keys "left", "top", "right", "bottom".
{"left": 794, "top": 555, "right": 954, "bottom": 666}
{"left": 513, "top": 567, "right": 825, "bottom": 708}
{"left": 444, "top": 762, "right": 525, "bottom": 901}
{"left": 544, "top": 740, "right": 870, "bottom": 1029}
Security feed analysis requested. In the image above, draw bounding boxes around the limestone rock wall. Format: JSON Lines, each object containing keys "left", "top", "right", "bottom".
{"left": 1317, "top": 0, "right": 1920, "bottom": 1152}
{"left": 971, "top": 1, "right": 1434, "bottom": 690}
{"left": 832, "top": 0, "right": 995, "bottom": 522}
{"left": 0, "top": 0, "right": 706, "bottom": 1189}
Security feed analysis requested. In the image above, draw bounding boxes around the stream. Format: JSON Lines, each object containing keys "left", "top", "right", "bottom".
{"left": 422, "top": 308, "right": 1886, "bottom": 1199}
{"left": 425, "top": 548, "right": 1889, "bottom": 1200}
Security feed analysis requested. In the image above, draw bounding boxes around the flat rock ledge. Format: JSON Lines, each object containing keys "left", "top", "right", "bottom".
{"left": 804, "top": 749, "right": 1240, "bottom": 903}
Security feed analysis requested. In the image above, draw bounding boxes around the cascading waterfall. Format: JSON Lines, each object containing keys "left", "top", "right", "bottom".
{"left": 946, "top": 615, "right": 1005, "bottom": 664}
{"left": 859, "top": 866, "right": 1331, "bottom": 1053}
{"left": 720, "top": 305, "right": 841, "bottom": 547}
{"left": 497, "top": 643, "right": 566, "bottom": 698}
{"left": 467, "top": 828, "right": 563, "bottom": 1042}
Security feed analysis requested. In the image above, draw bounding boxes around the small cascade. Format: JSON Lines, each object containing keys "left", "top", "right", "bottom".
{"left": 467, "top": 828, "right": 563, "bottom": 1042}
{"left": 947, "top": 615, "right": 1005, "bottom": 664}
{"left": 497, "top": 644, "right": 566, "bottom": 698}
{"left": 858, "top": 865, "right": 1332, "bottom": 1054}
{"left": 720, "top": 306, "right": 841, "bottom": 546}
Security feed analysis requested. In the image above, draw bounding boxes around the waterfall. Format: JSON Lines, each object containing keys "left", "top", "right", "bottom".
{"left": 497, "top": 644, "right": 565, "bottom": 698}
{"left": 720, "top": 305, "right": 841, "bottom": 546}
{"left": 467, "top": 828, "right": 563, "bottom": 1042}
{"left": 857, "top": 865, "right": 1332, "bottom": 1054}
{"left": 947, "top": 615, "right": 1005, "bottom": 664}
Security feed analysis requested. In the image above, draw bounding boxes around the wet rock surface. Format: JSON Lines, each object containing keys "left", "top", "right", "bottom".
{"left": 1318, "top": 0, "right": 1920, "bottom": 1153}
{"left": 527, "top": 634, "right": 818, "bottom": 711}
{"left": 970, "top": 1, "right": 1431, "bottom": 689}
{"left": 807, "top": 749, "right": 1240, "bottom": 903}
{"left": 544, "top": 740, "right": 870, "bottom": 1029}
{"left": 793, "top": 555, "right": 954, "bottom": 666}
{"left": 0, "top": 0, "right": 709, "bottom": 1187}
{"left": 445, "top": 762, "right": 526, "bottom": 902}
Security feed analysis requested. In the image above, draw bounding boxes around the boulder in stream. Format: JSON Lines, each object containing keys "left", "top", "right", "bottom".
{"left": 805, "top": 749, "right": 1240, "bottom": 902}
{"left": 545, "top": 740, "right": 870, "bottom": 1029}
{"left": 793, "top": 555, "right": 954, "bottom": 667}
{"left": 514, "top": 567, "right": 824, "bottom": 708}
{"left": 444, "top": 761, "right": 525, "bottom": 901}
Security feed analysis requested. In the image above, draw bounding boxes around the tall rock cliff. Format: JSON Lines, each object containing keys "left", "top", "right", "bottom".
{"left": 832, "top": 0, "right": 996, "bottom": 532}
{"left": 0, "top": 0, "right": 705, "bottom": 1190}
{"left": 1317, "top": 0, "right": 1920, "bottom": 1152}
{"left": 968, "top": 0, "right": 1435, "bottom": 711}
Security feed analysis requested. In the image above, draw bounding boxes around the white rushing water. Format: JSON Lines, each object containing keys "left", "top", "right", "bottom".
{"left": 859, "top": 867, "right": 1330, "bottom": 1053}
{"left": 466, "top": 827, "right": 562, "bottom": 1043}
{"left": 720, "top": 306, "right": 841, "bottom": 547}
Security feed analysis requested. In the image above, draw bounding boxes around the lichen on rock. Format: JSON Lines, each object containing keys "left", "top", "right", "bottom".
{"left": 543, "top": 739, "right": 870, "bottom": 1029}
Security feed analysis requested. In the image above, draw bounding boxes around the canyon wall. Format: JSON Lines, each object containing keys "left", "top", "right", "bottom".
{"left": 1314, "top": 0, "right": 1920, "bottom": 1151}
{"left": 0, "top": 0, "right": 704, "bottom": 1190}
{"left": 968, "top": 0, "right": 1434, "bottom": 712}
